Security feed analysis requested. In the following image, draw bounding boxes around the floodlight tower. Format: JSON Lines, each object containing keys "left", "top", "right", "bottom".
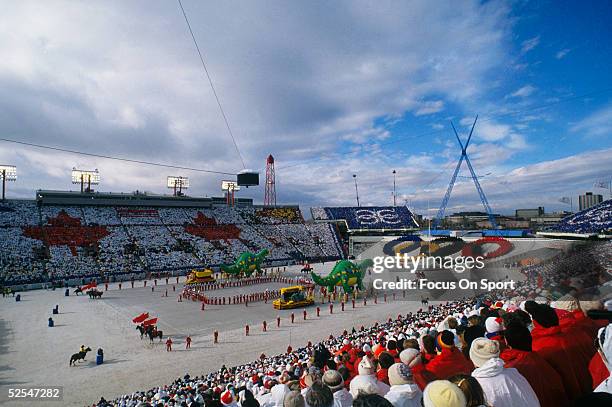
{"left": 392, "top": 170, "right": 397, "bottom": 206}
{"left": 167, "top": 176, "right": 190, "bottom": 196}
{"left": 433, "top": 116, "right": 498, "bottom": 229}
{"left": 0, "top": 165, "right": 17, "bottom": 201}
{"left": 264, "top": 154, "right": 276, "bottom": 207}
{"left": 353, "top": 174, "right": 360, "bottom": 207}
{"left": 72, "top": 168, "right": 100, "bottom": 193}
{"left": 222, "top": 180, "right": 240, "bottom": 206}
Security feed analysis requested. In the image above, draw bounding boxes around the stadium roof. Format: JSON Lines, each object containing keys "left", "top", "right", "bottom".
{"left": 35, "top": 189, "right": 253, "bottom": 207}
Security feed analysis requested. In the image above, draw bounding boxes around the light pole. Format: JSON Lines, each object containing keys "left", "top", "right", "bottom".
{"left": 353, "top": 174, "right": 360, "bottom": 207}
{"left": 0, "top": 165, "right": 17, "bottom": 201}
{"left": 392, "top": 170, "right": 396, "bottom": 207}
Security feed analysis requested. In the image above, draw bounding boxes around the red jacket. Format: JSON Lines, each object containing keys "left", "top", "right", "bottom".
{"left": 424, "top": 347, "right": 473, "bottom": 380}
{"left": 410, "top": 363, "right": 436, "bottom": 391}
{"left": 589, "top": 352, "right": 610, "bottom": 389}
{"left": 422, "top": 352, "right": 436, "bottom": 364}
{"left": 377, "top": 368, "right": 389, "bottom": 385}
{"left": 531, "top": 324, "right": 591, "bottom": 398}
{"left": 500, "top": 347, "right": 568, "bottom": 407}
{"left": 558, "top": 309, "right": 597, "bottom": 366}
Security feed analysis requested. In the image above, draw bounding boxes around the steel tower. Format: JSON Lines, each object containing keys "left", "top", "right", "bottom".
{"left": 264, "top": 154, "right": 276, "bottom": 206}
{"left": 433, "top": 116, "right": 498, "bottom": 229}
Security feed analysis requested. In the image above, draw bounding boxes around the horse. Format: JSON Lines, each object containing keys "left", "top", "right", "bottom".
{"left": 136, "top": 325, "right": 146, "bottom": 339}
{"left": 69, "top": 347, "right": 91, "bottom": 366}
{"left": 87, "top": 289, "right": 103, "bottom": 299}
{"left": 147, "top": 327, "right": 163, "bottom": 343}
{"left": 74, "top": 287, "right": 83, "bottom": 296}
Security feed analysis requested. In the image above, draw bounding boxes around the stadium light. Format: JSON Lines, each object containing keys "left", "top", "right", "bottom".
{"left": 72, "top": 168, "right": 100, "bottom": 193}
{"left": 0, "top": 165, "right": 17, "bottom": 201}
{"left": 352, "top": 174, "right": 360, "bottom": 207}
{"left": 167, "top": 176, "right": 190, "bottom": 197}
{"left": 222, "top": 180, "right": 240, "bottom": 206}
{"left": 392, "top": 170, "right": 396, "bottom": 207}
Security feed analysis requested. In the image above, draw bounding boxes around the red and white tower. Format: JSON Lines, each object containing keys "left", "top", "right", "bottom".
{"left": 264, "top": 154, "right": 276, "bottom": 207}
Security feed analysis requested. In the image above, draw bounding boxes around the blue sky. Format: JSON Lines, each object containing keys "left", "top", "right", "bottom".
{"left": 0, "top": 0, "right": 610, "bottom": 215}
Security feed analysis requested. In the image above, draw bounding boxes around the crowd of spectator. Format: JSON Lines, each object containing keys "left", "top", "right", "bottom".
{"left": 554, "top": 199, "right": 611, "bottom": 234}
{"left": 0, "top": 202, "right": 343, "bottom": 285}
{"left": 312, "top": 207, "right": 419, "bottom": 230}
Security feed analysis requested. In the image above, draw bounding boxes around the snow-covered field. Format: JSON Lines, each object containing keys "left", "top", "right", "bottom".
{"left": 0, "top": 263, "right": 429, "bottom": 406}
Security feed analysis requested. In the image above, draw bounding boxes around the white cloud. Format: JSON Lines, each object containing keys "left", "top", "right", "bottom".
{"left": 475, "top": 121, "right": 512, "bottom": 141}
{"left": 520, "top": 36, "right": 540, "bottom": 53}
{"left": 508, "top": 85, "right": 536, "bottom": 98}
{"left": 556, "top": 48, "right": 571, "bottom": 59}
{"left": 0, "top": 0, "right": 515, "bottom": 202}
{"left": 570, "top": 104, "right": 612, "bottom": 137}
{"left": 415, "top": 100, "right": 444, "bottom": 116}
{"left": 413, "top": 148, "right": 612, "bottom": 215}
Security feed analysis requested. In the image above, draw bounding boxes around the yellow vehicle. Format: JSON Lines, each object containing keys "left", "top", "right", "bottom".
{"left": 185, "top": 268, "right": 215, "bottom": 284}
{"left": 273, "top": 285, "right": 314, "bottom": 310}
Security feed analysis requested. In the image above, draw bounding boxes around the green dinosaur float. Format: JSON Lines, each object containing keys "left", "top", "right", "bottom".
{"left": 221, "top": 249, "right": 269, "bottom": 277}
{"left": 311, "top": 259, "right": 373, "bottom": 293}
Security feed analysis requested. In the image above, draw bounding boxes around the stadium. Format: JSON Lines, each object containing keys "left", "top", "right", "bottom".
{"left": 1, "top": 2, "right": 612, "bottom": 407}
{"left": 1, "top": 185, "right": 611, "bottom": 406}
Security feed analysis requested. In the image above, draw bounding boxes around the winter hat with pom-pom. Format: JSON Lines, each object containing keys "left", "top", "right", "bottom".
{"left": 358, "top": 356, "right": 375, "bottom": 375}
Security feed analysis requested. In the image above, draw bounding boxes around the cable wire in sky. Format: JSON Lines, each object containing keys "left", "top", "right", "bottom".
{"left": 0, "top": 137, "right": 237, "bottom": 175}
{"left": 177, "top": 0, "right": 246, "bottom": 169}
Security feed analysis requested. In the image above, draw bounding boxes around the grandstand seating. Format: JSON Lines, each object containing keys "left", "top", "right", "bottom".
{"left": 0, "top": 202, "right": 343, "bottom": 285}
{"left": 312, "top": 206, "right": 419, "bottom": 230}
{"left": 553, "top": 199, "right": 612, "bottom": 234}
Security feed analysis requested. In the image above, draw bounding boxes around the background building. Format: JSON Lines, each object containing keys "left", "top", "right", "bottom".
{"left": 579, "top": 192, "right": 603, "bottom": 211}
{"left": 515, "top": 207, "right": 545, "bottom": 219}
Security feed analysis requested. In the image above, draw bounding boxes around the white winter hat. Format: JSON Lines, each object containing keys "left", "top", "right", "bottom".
{"left": 358, "top": 357, "right": 375, "bottom": 375}
{"left": 399, "top": 348, "right": 422, "bottom": 368}
{"left": 469, "top": 338, "right": 500, "bottom": 368}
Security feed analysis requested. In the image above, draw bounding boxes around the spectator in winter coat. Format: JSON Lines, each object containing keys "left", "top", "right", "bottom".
{"left": 384, "top": 363, "right": 422, "bottom": 407}
{"left": 469, "top": 337, "right": 540, "bottom": 407}
{"left": 305, "top": 381, "right": 334, "bottom": 407}
{"left": 399, "top": 348, "right": 435, "bottom": 391}
{"left": 321, "top": 370, "right": 352, "bottom": 407}
{"left": 349, "top": 356, "right": 389, "bottom": 398}
{"left": 525, "top": 301, "right": 592, "bottom": 397}
{"left": 425, "top": 331, "right": 474, "bottom": 380}
{"left": 460, "top": 325, "right": 486, "bottom": 360}
{"left": 421, "top": 335, "right": 438, "bottom": 363}
{"left": 377, "top": 352, "right": 395, "bottom": 385}
{"left": 500, "top": 321, "right": 568, "bottom": 407}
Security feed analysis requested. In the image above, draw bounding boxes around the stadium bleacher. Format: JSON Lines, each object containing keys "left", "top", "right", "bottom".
{"left": 312, "top": 206, "right": 419, "bottom": 230}
{"left": 0, "top": 202, "right": 343, "bottom": 285}
{"left": 553, "top": 199, "right": 612, "bottom": 234}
